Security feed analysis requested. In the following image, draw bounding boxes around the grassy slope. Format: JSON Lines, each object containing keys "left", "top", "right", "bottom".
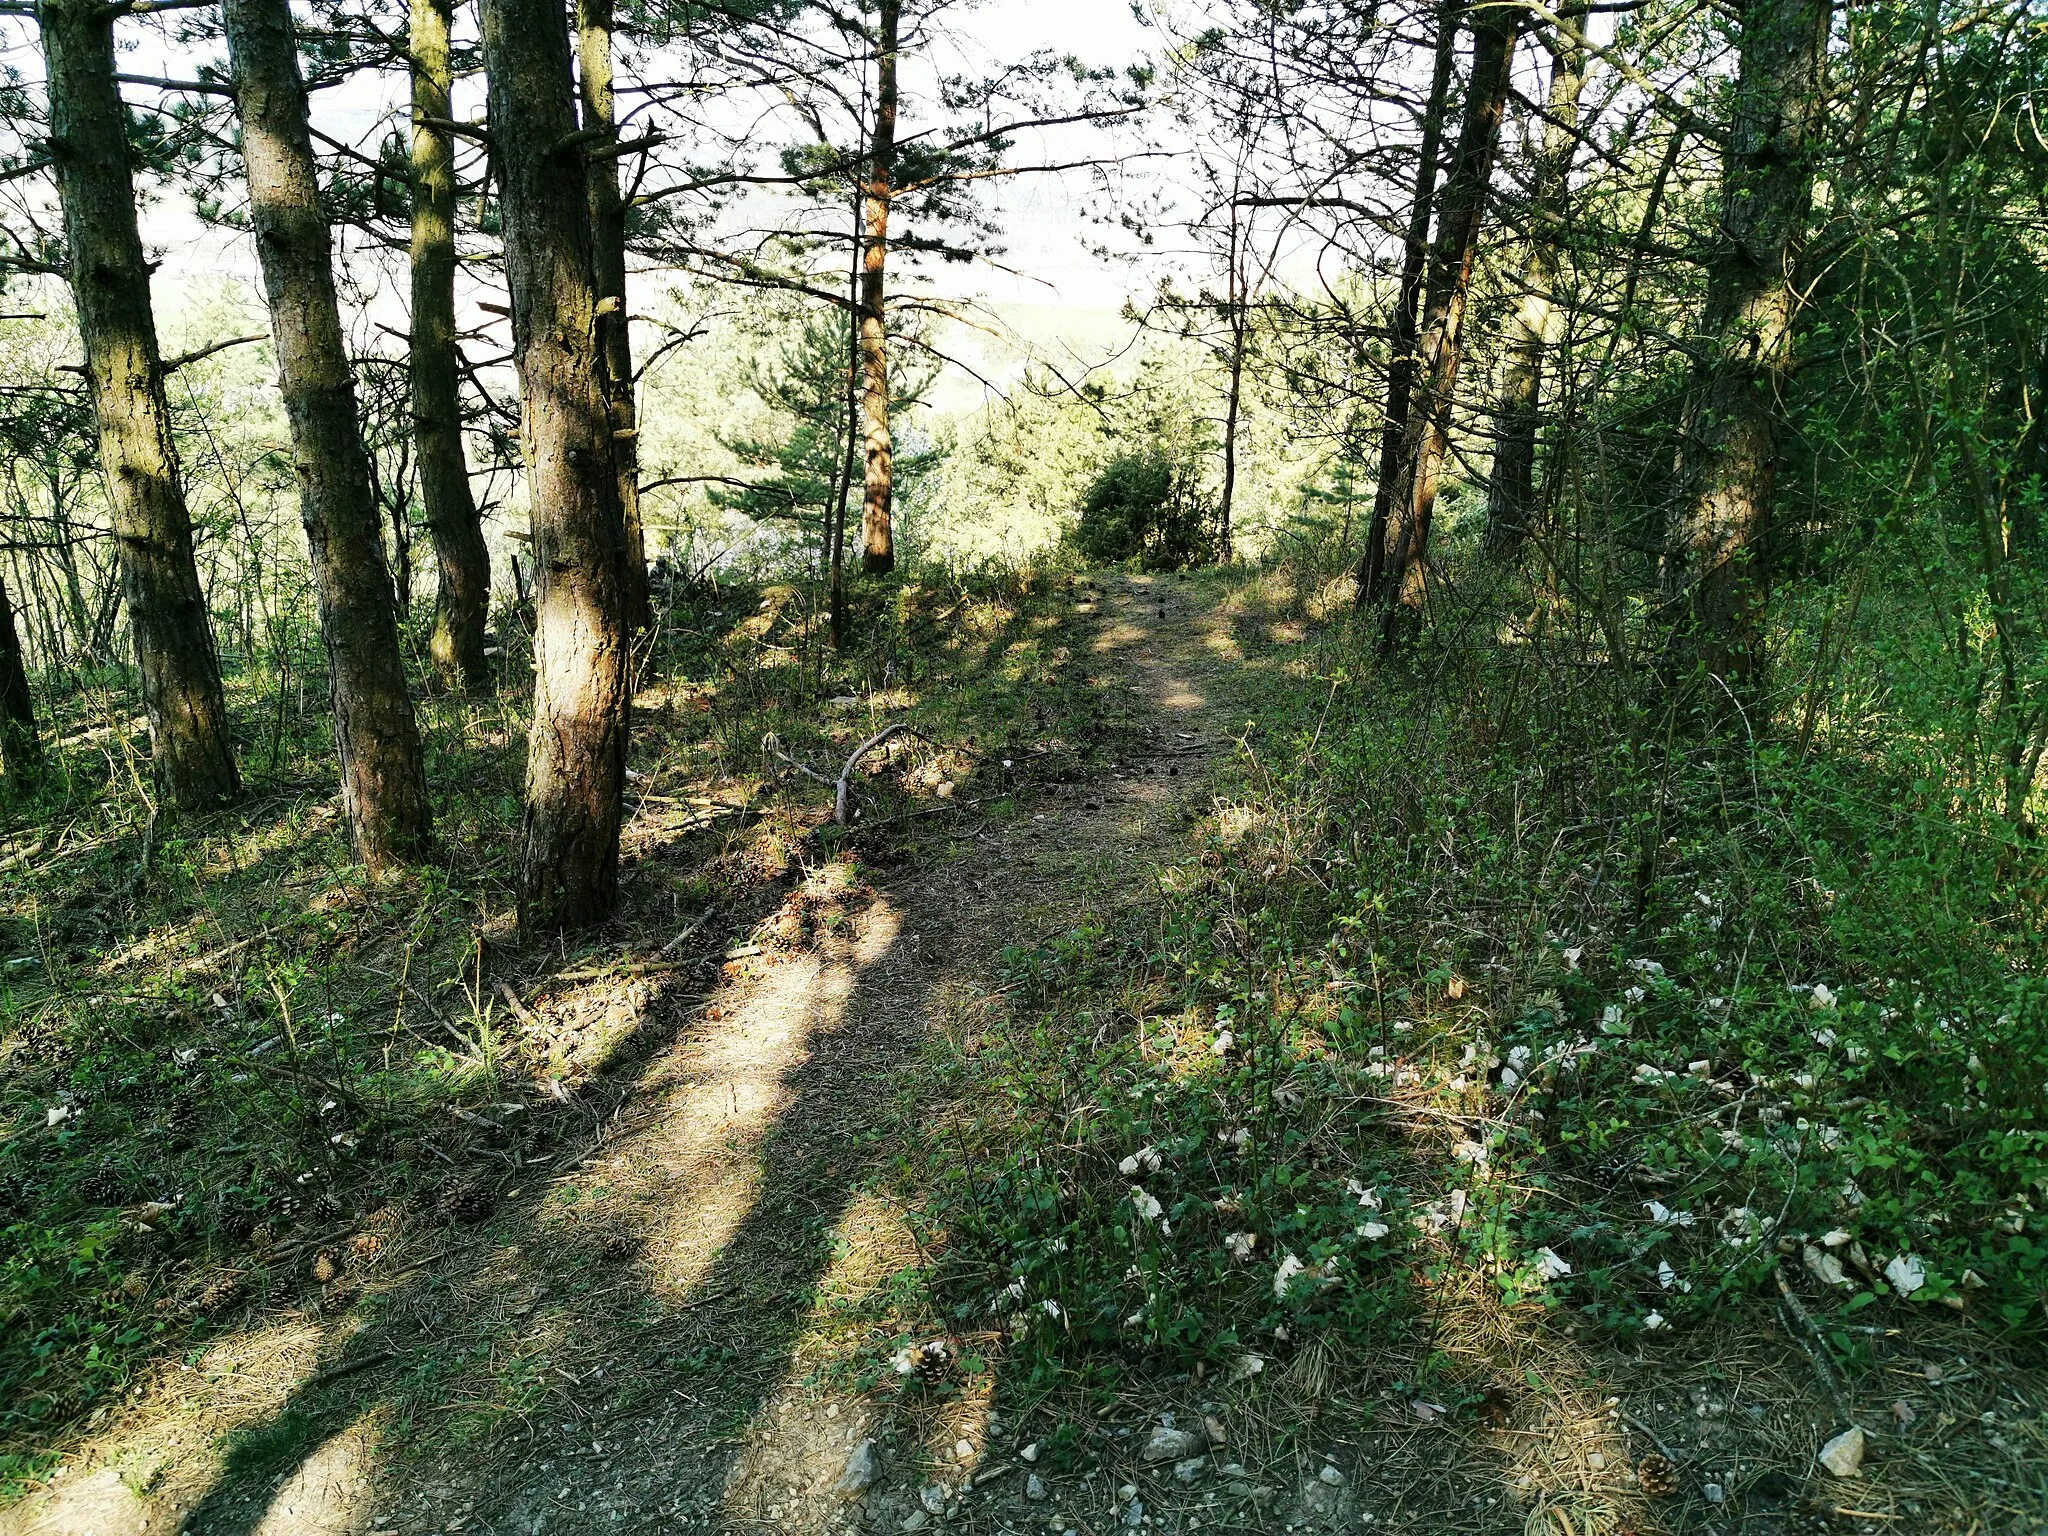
{"left": 0, "top": 561, "right": 1127, "bottom": 1493}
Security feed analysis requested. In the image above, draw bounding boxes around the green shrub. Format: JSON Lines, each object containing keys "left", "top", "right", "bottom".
{"left": 1073, "top": 451, "right": 1216, "bottom": 570}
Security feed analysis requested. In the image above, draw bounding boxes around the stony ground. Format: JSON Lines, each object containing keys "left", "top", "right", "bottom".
{"left": 6, "top": 574, "right": 2045, "bottom": 1536}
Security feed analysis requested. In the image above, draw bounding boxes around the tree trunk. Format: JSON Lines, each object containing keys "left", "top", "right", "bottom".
{"left": 858, "top": 0, "right": 901, "bottom": 576}
{"left": 578, "top": 0, "right": 649, "bottom": 628}
{"left": 480, "top": 0, "right": 632, "bottom": 933}
{"left": 410, "top": 0, "right": 493, "bottom": 693}
{"left": 1369, "top": 0, "right": 1517, "bottom": 648}
{"left": 1217, "top": 200, "right": 1245, "bottom": 565}
{"left": 1355, "top": 0, "right": 1462, "bottom": 606}
{"left": 1483, "top": 21, "right": 1586, "bottom": 556}
{"left": 0, "top": 574, "right": 41, "bottom": 775}
{"left": 225, "top": 0, "right": 434, "bottom": 868}
{"left": 40, "top": 0, "right": 240, "bottom": 807}
{"left": 829, "top": 195, "right": 862, "bottom": 646}
{"left": 1661, "top": 0, "right": 1832, "bottom": 694}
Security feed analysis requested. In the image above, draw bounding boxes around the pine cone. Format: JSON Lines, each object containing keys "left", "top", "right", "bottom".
{"left": 83, "top": 1162, "right": 130, "bottom": 1206}
{"left": 194, "top": 1272, "right": 242, "bottom": 1313}
{"left": 1637, "top": 1452, "right": 1680, "bottom": 1498}
{"left": 893, "top": 1337, "right": 959, "bottom": 1384}
{"left": 438, "top": 1180, "right": 494, "bottom": 1225}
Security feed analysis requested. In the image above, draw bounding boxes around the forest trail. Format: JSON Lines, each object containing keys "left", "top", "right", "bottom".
{"left": 4, "top": 572, "right": 1245, "bottom": 1536}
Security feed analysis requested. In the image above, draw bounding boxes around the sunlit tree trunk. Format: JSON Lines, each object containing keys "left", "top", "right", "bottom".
{"left": 0, "top": 574, "right": 41, "bottom": 775}
{"left": 1483, "top": 21, "right": 1586, "bottom": 556}
{"left": 1371, "top": 0, "right": 1517, "bottom": 647}
{"left": 409, "top": 0, "right": 493, "bottom": 693}
{"left": 40, "top": 0, "right": 240, "bottom": 807}
{"left": 858, "top": 0, "right": 901, "bottom": 575}
{"left": 480, "top": 0, "right": 632, "bottom": 932}
{"left": 226, "top": 0, "right": 433, "bottom": 868}
{"left": 1661, "top": 0, "right": 1832, "bottom": 695}
{"left": 1356, "top": 0, "right": 1461, "bottom": 606}
{"left": 578, "top": 0, "right": 649, "bottom": 628}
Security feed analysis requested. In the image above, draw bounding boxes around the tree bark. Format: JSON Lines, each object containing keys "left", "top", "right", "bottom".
{"left": 226, "top": 0, "right": 434, "bottom": 869}
{"left": 1370, "top": 0, "right": 1518, "bottom": 647}
{"left": 40, "top": 0, "right": 240, "bottom": 807}
{"left": 480, "top": 0, "right": 632, "bottom": 933}
{"left": 0, "top": 574, "right": 41, "bottom": 775}
{"left": 1661, "top": 0, "right": 1832, "bottom": 694}
{"left": 578, "top": 0, "right": 649, "bottom": 628}
{"left": 857, "top": 0, "right": 901, "bottom": 576}
{"left": 1217, "top": 194, "right": 1245, "bottom": 565}
{"left": 1355, "top": 0, "right": 1462, "bottom": 606}
{"left": 1483, "top": 21, "right": 1586, "bottom": 556}
{"left": 410, "top": 0, "right": 493, "bottom": 693}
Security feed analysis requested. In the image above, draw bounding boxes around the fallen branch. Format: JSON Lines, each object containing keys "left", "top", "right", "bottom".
{"left": 762, "top": 725, "right": 940, "bottom": 824}
{"left": 833, "top": 723, "right": 932, "bottom": 825}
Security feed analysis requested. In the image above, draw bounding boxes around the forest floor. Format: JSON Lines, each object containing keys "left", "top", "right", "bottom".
{"left": 5, "top": 573, "right": 2046, "bottom": 1536}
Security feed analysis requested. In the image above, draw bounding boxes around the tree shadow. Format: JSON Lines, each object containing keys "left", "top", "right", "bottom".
{"left": 163, "top": 876, "right": 942, "bottom": 1535}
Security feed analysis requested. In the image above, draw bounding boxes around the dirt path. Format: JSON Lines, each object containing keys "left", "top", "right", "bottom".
{"left": 6, "top": 573, "right": 1239, "bottom": 1536}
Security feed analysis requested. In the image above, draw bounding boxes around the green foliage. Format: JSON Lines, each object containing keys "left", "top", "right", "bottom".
{"left": 1074, "top": 450, "right": 1216, "bottom": 569}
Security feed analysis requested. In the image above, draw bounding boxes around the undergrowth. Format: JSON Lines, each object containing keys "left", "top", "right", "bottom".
{"left": 922, "top": 553, "right": 2048, "bottom": 1411}
{"left": 0, "top": 554, "right": 1122, "bottom": 1491}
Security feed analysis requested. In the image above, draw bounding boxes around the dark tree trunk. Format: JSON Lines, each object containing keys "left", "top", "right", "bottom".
{"left": 829, "top": 195, "right": 861, "bottom": 646}
{"left": 410, "top": 0, "right": 493, "bottom": 693}
{"left": 858, "top": 0, "right": 900, "bottom": 576}
{"left": 480, "top": 0, "right": 632, "bottom": 933}
{"left": 226, "top": 0, "right": 434, "bottom": 868}
{"left": 0, "top": 575, "right": 42, "bottom": 775}
{"left": 1217, "top": 200, "right": 1245, "bottom": 565}
{"left": 578, "top": 0, "right": 649, "bottom": 629}
{"left": 1483, "top": 22, "right": 1586, "bottom": 556}
{"left": 1368, "top": 0, "right": 1517, "bottom": 648}
{"left": 40, "top": 0, "right": 240, "bottom": 808}
{"left": 1661, "top": 0, "right": 1832, "bottom": 695}
{"left": 1356, "top": 0, "right": 1462, "bottom": 606}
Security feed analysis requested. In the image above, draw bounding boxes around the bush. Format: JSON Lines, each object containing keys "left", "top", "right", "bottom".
{"left": 1074, "top": 452, "right": 1216, "bottom": 569}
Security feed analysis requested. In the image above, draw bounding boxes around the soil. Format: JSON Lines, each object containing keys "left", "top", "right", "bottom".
{"left": 6, "top": 574, "right": 2044, "bottom": 1536}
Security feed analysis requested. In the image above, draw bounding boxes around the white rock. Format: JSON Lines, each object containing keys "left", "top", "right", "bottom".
{"left": 1019, "top": 1441, "right": 1039, "bottom": 1463}
{"left": 1318, "top": 1465, "right": 1345, "bottom": 1486}
{"left": 1818, "top": 1425, "right": 1865, "bottom": 1477}
{"left": 1141, "top": 1426, "right": 1205, "bottom": 1463}
{"left": 834, "top": 1440, "right": 879, "bottom": 1495}
{"left": 1025, "top": 1473, "right": 1048, "bottom": 1502}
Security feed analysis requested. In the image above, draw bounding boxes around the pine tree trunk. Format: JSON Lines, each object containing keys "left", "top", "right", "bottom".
{"left": 480, "top": 0, "right": 632, "bottom": 933}
{"left": 40, "top": 0, "right": 240, "bottom": 808}
{"left": 1217, "top": 208, "right": 1244, "bottom": 565}
{"left": 1661, "top": 0, "right": 1831, "bottom": 695}
{"left": 578, "top": 0, "right": 649, "bottom": 628}
{"left": 0, "top": 575, "right": 41, "bottom": 775}
{"left": 1356, "top": 0, "right": 1461, "bottom": 607}
{"left": 858, "top": 0, "right": 901, "bottom": 576}
{"left": 410, "top": 0, "right": 493, "bottom": 694}
{"left": 226, "top": 0, "right": 433, "bottom": 868}
{"left": 1372, "top": 0, "right": 1517, "bottom": 648}
{"left": 1483, "top": 24, "right": 1586, "bottom": 556}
